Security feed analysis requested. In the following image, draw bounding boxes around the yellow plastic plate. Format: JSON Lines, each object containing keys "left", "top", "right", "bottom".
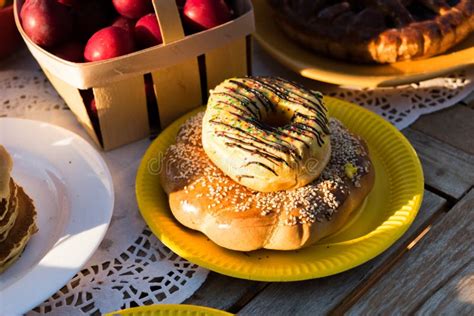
{"left": 136, "top": 97, "right": 424, "bottom": 281}
{"left": 105, "top": 304, "right": 233, "bottom": 316}
{"left": 253, "top": 0, "right": 474, "bottom": 87}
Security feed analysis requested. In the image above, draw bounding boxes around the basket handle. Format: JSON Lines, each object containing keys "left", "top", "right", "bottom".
{"left": 151, "top": 0, "right": 185, "bottom": 45}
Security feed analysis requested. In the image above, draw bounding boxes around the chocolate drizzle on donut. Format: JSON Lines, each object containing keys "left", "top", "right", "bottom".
{"left": 225, "top": 139, "right": 290, "bottom": 167}
{"left": 213, "top": 92, "right": 262, "bottom": 119}
{"left": 206, "top": 77, "right": 330, "bottom": 177}
{"left": 229, "top": 79, "right": 275, "bottom": 113}
{"left": 246, "top": 77, "right": 328, "bottom": 118}
{"left": 209, "top": 119, "right": 298, "bottom": 165}
{"left": 244, "top": 161, "right": 278, "bottom": 176}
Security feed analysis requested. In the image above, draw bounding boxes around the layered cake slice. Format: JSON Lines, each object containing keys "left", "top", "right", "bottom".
{"left": 0, "top": 145, "right": 38, "bottom": 273}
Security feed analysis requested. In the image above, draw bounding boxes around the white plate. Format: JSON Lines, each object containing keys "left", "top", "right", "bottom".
{"left": 0, "top": 118, "right": 114, "bottom": 315}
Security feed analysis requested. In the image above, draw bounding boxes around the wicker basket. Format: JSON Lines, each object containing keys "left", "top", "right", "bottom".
{"left": 14, "top": 0, "right": 254, "bottom": 150}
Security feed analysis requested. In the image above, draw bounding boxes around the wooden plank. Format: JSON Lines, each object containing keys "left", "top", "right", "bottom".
{"left": 237, "top": 190, "right": 446, "bottom": 315}
{"left": 459, "top": 89, "right": 474, "bottom": 110}
{"left": 205, "top": 37, "right": 248, "bottom": 91}
{"left": 345, "top": 189, "right": 474, "bottom": 315}
{"left": 150, "top": 0, "right": 201, "bottom": 129}
{"left": 42, "top": 68, "right": 101, "bottom": 148}
{"left": 93, "top": 76, "right": 149, "bottom": 150}
{"left": 403, "top": 128, "right": 474, "bottom": 199}
{"left": 463, "top": 101, "right": 474, "bottom": 110}
{"left": 414, "top": 259, "right": 474, "bottom": 315}
{"left": 152, "top": 0, "right": 185, "bottom": 44}
{"left": 412, "top": 104, "right": 474, "bottom": 155}
{"left": 183, "top": 272, "right": 265, "bottom": 312}
{"left": 152, "top": 58, "right": 202, "bottom": 128}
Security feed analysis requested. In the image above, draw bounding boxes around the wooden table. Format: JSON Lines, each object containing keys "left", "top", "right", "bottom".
{"left": 179, "top": 44, "right": 474, "bottom": 315}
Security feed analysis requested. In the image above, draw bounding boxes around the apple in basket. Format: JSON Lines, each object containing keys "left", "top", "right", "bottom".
{"left": 20, "top": 0, "right": 73, "bottom": 47}
{"left": 112, "top": 0, "right": 153, "bottom": 19}
{"left": 0, "top": 0, "right": 23, "bottom": 59}
{"left": 112, "top": 16, "right": 135, "bottom": 34}
{"left": 50, "top": 41, "right": 84, "bottom": 62}
{"left": 84, "top": 26, "right": 135, "bottom": 62}
{"left": 134, "top": 13, "right": 163, "bottom": 49}
{"left": 20, "top": 0, "right": 235, "bottom": 63}
{"left": 183, "top": 0, "right": 232, "bottom": 32}
{"left": 111, "top": 15, "right": 135, "bottom": 43}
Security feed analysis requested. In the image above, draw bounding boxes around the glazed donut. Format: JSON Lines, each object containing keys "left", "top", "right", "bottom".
{"left": 202, "top": 77, "right": 331, "bottom": 192}
{"left": 160, "top": 112, "right": 374, "bottom": 251}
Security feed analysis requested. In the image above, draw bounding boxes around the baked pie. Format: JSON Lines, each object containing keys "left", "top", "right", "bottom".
{"left": 268, "top": 0, "right": 474, "bottom": 63}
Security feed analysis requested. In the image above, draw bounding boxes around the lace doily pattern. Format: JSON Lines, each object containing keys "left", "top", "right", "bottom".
{"left": 325, "top": 68, "right": 474, "bottom": 129}
{"left": 1, "top": 53, "right": 210, "bottom": 315}
{"left": 28, "top": 228, "right": 208, "bottom": 316}
{"left": 0, "top": 54, "right": 68, "bottom": 116}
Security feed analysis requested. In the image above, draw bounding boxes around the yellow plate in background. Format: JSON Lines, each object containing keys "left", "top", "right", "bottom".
{"left": 253, "top": 0, "right": 474, "bottom": 87}
{"left": 136, "top": 97, "right": 424, "bottom": 281}
{"left": 105, "top": 304, "right": 233, "bottom": 316}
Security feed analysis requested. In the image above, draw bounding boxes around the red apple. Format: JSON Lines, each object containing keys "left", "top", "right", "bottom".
{"left": 51, "top": 41, "right": 84, "bottom": 62}
{"left": 88, "top": 98, "right": 100, "bottom": 132}
{"left": 74, "top": 0, "right": 115, "bottom": 41}
{"left": 112, "top": 16, "right": 136, "bottom": 44}
{"left": 90, "top": 98, "right": 98, "bottom": 115}
{"left": 81, "top": 90, "right": 99, "bottom": 125}
{"left": 20, "top": 0, "right": 73, "bottom": 47}
{"left": 183, "top": 0, "right": 232, "bottom": 32}
{"left": 134, "top": 14, "right": 162, "bottom": 49}
{"left": 112, "top": 0, "right": 153, "bottom": 19}
{"left": 80, "top": 89, "right": 96, "bottom": 113}
{"left": 112, "top": 16, "right": 135, "bottom": 34}
{"left": 84, "top": 26, "right": 135, "bottom": 62}
{"left": 0, "top": 4, "right": 23, "bottom": 60}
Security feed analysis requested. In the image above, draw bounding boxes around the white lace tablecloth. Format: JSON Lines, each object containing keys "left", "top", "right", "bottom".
{"left": 0, "top": 51, "right": 209, "bottom": 316}
{"left": 0, "top": 44, "right": 473, "bottom": 315}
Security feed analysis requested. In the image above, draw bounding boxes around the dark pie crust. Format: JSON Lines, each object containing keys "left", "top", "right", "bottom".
{"left": 269, "top": 0, "right": 474, "bottom": 63}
